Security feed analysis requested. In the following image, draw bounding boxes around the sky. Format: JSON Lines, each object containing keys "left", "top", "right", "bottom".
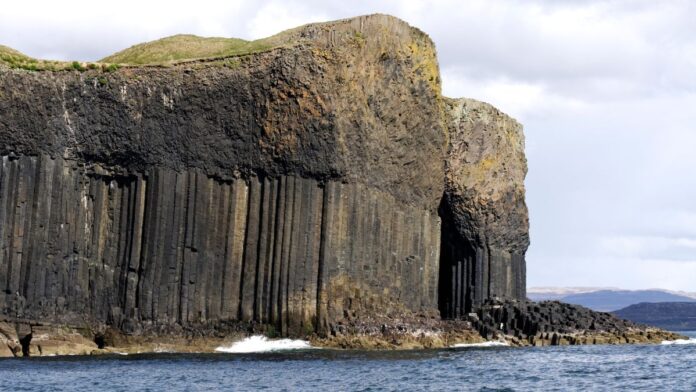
{"left": 2, "top": 0, "right": 695, "bottom": 291}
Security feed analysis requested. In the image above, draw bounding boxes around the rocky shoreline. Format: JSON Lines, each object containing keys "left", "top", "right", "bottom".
{"left": 0, "top": 301, "right": 685, "bottom": 357}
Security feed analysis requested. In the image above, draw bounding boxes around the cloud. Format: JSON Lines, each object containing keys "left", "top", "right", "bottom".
{"left": 599, "top": 235, "right": 696, "bottom": 263}
{"left": 528, "top": 255, "right": 696, "bottom": 291}
{"left": 245, "top": 2, "right": 331, "bottom": 39}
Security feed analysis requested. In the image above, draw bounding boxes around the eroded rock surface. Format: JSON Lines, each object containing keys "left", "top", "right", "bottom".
{"left": 0, "top": 15, "right": 445, "bottom": 342}
{"left": 469, "top": 300, "right": 685, "bottom": 346}
{"left": 439, "top": 98, "right": 529, "bottom": 317}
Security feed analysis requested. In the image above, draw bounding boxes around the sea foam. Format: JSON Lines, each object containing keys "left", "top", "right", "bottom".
{"left": 452, "top": 341, "right": 509, "bottom": 348}
{"left": 215, "top": 335, "right": 313, "bottom": 353}
{"left": 661, "top": 338, "right": 696, "bottom": 346}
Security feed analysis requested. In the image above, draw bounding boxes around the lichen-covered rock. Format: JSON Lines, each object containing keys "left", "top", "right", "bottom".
{"left": 0, "top": 15, "right": 446, "bottom": 342}
{"left": 438, "top": 98, "right": 529, "bottom": 317}
{"left": 444, "top": 98, "right": 529, "bottom": 254}
{"left": 0, "top": 14, "right": 445, "bottom": 210}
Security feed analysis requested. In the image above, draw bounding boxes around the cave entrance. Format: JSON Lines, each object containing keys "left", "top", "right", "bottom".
{"left": 438, "top": 195, "right": 477, "bottom": 319}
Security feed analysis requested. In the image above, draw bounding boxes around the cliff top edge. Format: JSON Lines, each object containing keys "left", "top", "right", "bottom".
{"left": 0, "top": 14, "right": 433, "bottom": 70}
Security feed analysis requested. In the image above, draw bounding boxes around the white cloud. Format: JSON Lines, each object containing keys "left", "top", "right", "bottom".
{"left": 599, "top": 235, "right": 696, "bottom": 262}
{"left": 246, "top": 2, "right": 331, "bottom": 39}
{"left": 528, "top": 254, "right": 696, "bottom": 291}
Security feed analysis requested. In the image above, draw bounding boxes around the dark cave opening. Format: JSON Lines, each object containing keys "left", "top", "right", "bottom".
{"left": 438, "top": 195, "right": 477, "bottom": 319}
{"left": 94, "top": 333, "right": 106, "bottom": 349}
{"left": 19, "top": 333, "right": 32, "bottom": 357}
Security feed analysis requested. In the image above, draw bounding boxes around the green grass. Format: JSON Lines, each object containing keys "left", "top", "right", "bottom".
{"left": 0, "top": 45, "right": 120, "bottom": 72}
{"left": 99, "top": 34, "right": 275, "bottom": 65}
{"left": 0, "top": 35, "right": 277, "bottom": 71}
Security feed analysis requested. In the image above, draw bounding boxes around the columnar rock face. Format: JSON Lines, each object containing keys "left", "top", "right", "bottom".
{"left": 0, "top": 155, "right": 440, "bottom": 336}
{"left": 439, "top": 98, "right": 529, "bottom": 318}
{"left": 0, "top": 14, "right": 528, "bottom": 340}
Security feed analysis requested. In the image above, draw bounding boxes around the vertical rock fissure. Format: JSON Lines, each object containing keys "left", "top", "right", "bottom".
{"left": 315, "top": 182, "right": 330, "bottom": 335}
{"left": 438, "top": 194, "right": 477, "bottom": 319}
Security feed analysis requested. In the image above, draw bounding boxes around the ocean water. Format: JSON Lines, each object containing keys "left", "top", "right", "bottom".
{"left": 1, "top": 332, "right": 694, "bottom": 392}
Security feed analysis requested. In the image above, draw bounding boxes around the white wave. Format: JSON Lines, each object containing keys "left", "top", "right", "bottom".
{"left": 215, "top": 335, "right": 313, "bottom": 353}
{"left": 452, "top": 340, "right": 509, "bottom": 348}
{"left": 661, "top": 338, "right": 696, "bottom": 345}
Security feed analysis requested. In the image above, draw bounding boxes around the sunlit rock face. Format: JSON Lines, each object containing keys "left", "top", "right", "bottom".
{"left": 439, "top": 98, "right": 529, "bottom": 317}
{"left": 0, "top": 14, "right": 528, "bottom": 344}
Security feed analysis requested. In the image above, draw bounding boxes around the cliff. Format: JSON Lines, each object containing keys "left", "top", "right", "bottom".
{"left": 439, "top": 98, "right": 529, "bottom": 318}
{"left": 0, "top": 14, "right": 538, "bottom": 355}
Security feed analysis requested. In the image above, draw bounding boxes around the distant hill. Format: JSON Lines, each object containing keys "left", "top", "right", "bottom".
{"left": 527, "top": 287, "right": 619, "bottom": 302}
{"left": 528, "top": 288, "right": 696, "bottom": 312}
{"left": 614, "top": 302, "right": 696, "bottom": 331}
{"left": 560, "top": 290, "right": 696, "bottom": 312}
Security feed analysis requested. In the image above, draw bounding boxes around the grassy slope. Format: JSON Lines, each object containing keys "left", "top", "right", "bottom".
{"left": 0, "top": 44, "right": 29, "bottom": 58}
{"left": 0, "top": 44, "right": 38, "bottom": 68}
{"left": 0, "top": 44, "right": 118, "bottom": 71}
{"left": 99, "top": 34, "right": 275, "bottom": 65}
{"left": 1, "top": 32, "right": 288, "bottom": 70}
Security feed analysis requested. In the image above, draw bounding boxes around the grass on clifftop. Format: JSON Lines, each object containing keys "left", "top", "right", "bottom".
{"left": 0, "top": 35, "right": 275, "bottom": 71}
{"left": 0, "top": 44, "right": 43, "bottom": 70}
{"left": 100, "top": 34, "right": 275, "bottom": 65}
{"left": 2, "top": 15, "right": 424, "bottom": 69}
{"left": 0, "top": 44, "right": 121, "bottom": 72}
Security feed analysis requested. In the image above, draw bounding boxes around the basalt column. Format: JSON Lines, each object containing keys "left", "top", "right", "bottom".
{"left": 0, "top": 154, "right": 441, "bottom": 336}
{"left": 439, "top": 98, "right": 530, "bottom": 318}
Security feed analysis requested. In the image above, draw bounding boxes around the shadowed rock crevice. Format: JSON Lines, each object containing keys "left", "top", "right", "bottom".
{"left": 19, "top": 333, "right": 31, "bottom": 357}
{"left": 438, "top": 195, "right": 477, "bottom": 318}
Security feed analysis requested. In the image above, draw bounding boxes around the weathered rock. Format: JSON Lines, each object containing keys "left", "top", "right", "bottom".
{"left": 0, "top": 321, "right": 20, "bottom": 357}
{"left": 439, "top": 99, "right": 529, "bottom": 317}
{"left": 0, "top": 15, "right": 447, "bottom": 343}
{"left": 469, "top": 299, "right": 686, "bottom": 346}
{"left": 26, "top": 325, "right": 98, "bottom": 356}
{"left": 0, "top": 15, "right": 444, "bottom": 209}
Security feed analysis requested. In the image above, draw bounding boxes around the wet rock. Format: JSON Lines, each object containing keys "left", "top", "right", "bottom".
{"left": 469, "top": 299, "right": 686, "bottom": 346}
{"left": 27, "top": 326, "right": 98, "bottom": 356}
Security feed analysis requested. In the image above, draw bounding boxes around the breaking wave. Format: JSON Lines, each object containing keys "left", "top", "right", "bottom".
{"left": 452, "top": 341, "right": 509, "bottom": 348}
{"left": 661, "top": 338, "right": 696, "bottom": 346}
{"left": 215, "top": 335, "right": 313, "bottom": 353}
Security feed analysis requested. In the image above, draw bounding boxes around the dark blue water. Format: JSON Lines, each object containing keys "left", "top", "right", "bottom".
{"left": 1, "top": 332, "right": 694, "bottom": 391}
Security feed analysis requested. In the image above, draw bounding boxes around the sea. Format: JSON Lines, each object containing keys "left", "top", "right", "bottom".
{"left": 0, "top": 331, "right": 694, "bottom": 391}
